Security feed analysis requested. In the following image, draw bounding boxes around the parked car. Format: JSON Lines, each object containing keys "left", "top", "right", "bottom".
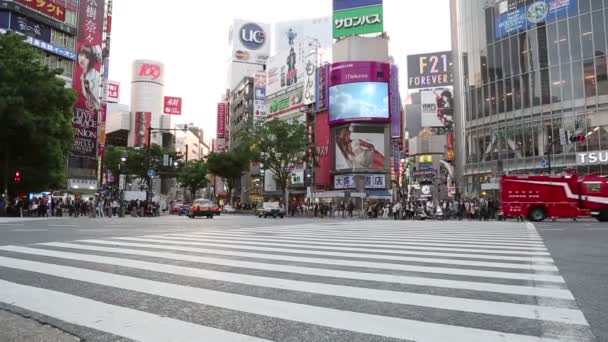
{"left": 189, "top": 199, "right": 216, "bottom": 219}
{"left": 257, "top": 202, "right": 285, "bottom": 218}
{"left": 223, "top": 205, "right": 236, "bottom": 214}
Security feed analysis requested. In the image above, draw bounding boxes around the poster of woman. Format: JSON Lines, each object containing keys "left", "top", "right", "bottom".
{"left": 335, "top": 126, "right": 386, "bottom": 170}
{"left": 77, "top": 44, "right": 102, "bottom": 111}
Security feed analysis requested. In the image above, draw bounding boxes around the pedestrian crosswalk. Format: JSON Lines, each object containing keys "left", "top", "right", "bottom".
{"left": 0, "top": 221, "right": 596, "bottom": 342}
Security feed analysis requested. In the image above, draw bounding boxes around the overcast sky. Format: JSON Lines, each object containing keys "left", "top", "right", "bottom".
{"left": 108, "top": 0, "right": 451, "bottom": 139}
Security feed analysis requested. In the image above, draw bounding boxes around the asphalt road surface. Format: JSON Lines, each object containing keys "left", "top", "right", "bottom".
{"left": 0, "top": 215, "right": 603, "bottom": 342}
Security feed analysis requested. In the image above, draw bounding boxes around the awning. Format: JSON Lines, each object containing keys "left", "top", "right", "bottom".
{"left": 366, "top": 189, "right": 392, "bottom": 200}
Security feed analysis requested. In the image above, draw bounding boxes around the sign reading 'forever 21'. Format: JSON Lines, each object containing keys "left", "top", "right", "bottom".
{"left": 577, "top": 150, "right": 608, "bottom": 165}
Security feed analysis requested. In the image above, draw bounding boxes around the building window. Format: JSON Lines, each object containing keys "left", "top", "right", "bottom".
{"left": 65, "top": 9, "right": 77, "bottom": 27}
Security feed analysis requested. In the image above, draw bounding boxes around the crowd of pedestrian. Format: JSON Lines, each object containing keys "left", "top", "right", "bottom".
{"left": 287, "top": 200, "right": 356, "bottom": 218}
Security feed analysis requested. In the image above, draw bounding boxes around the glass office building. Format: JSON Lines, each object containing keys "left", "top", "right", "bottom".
{"left": 451, "top": 0, "right": 608, "bottom": 196}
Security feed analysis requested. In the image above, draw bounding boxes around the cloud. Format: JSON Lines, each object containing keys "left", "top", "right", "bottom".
{"left": 329, "top": 84, "right": 389, "bottom": 120}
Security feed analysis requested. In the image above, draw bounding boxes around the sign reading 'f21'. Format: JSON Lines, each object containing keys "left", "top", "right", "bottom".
{"left": 333, "top": 5, "right": 383, "bottom": 39}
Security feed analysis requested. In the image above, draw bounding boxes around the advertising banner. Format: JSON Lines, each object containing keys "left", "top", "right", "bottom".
{"left": 134, "top": 112, "right": 151, "bottom": 147}
{"left": 334, "top": 174, "right": 386, "bottom": 189}
{"left": 217, "top": 103, "right": 227, "bottom": 138}
{"left": 267, "top": 88, "right": 305, "bottom": 119}
{"left": 254, "top": 71, "right": 267, "bottom": 124}
{"left": 420, "top": 90, "right": 440, "bottom": 128}
{"left": 333, "top": 5, "right": 383, "bottom": 39}
{"left": 8, "top": 13, "right": 51, "bottom": 42}
{"left": 333, "top": 0, "right": 383, "bottom": 11}
{"left": 329, "top": 61, "right": 390, "bottom": 86}
{"left": 16, "top": 0, "right": 65, "bottom": 22}
{"left": 495, "top": 0, "right": 577, "bottom": 39}
{"left": 132, "top": 60, "right": 164, "bottom": 85}
{"left": 315, "top": 64, "right": 329, "bottom": 112}
{"left": 407, "top": 51, "right": 453, "bottom": 89}
{"left": 106, "top": 81, "right": 120, "bottom": 103}
{"left": 231, "top": 20, "right": 270, "bottom": 65}
{"left": 576, "top": 151, "right": 608, "bottom": 165}
{"left": 314, "top": 111, "right": 332, "bottom": 188}
{"left": 274, "top": 17, "right": 333, "bottom": 55}
{"left": 303, "top": 48, "right": 317, "bottom": 105}
{"left": 71, "top": 0, "right": 105, "bottom": 159}
{"left": 420, "top": 88, "right": 454, "bottom": 128}
{"left": 0, "top": 25, "right": 77, "bottom": 59}
{"left": 329, "top": 82, "right": 389, "bottom": 123}
{"left": 390, "top": 64, "right": 400, "bottom": 138}
{"left": 446, "top": 131, "right": 455, "bottom": 161}
{"left": 266, "top": 41, "right": 307, "bottom": 97}
{"left": 335, "top": 126, "right": 386, "bottom": 170}
{"left": 163, "top": 96, "right": 182, "bottom": 115}
{"left": 393, "top": 143, "right": 400, "bottom": 174}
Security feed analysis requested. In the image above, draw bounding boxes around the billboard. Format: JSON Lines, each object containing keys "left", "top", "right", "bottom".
{"left": 106, "top": 81, "right": 120, "bottom": 103}
{"left": 333, "top": 0, "right": 383, "bottom": 11}
{"left": 329, "top": 82, "right": 389, "bottom": 123}
{"left": 329, "top": 61, "right": 390, "bottom": 86}
{"left": 420, "top": 90, "right": 440, "bottom": 128}
{"left": 71, "top": 0, "right": 105, "bottom": 159}
{"left": 407, "top": 51, "right": 453, "bottom": 89}
{"left": 16, "top": 0, "right": 66, "bottom": 22}
{"left": 7, "top": 13, "right": 51, "bottom": 42}
{"left": 390, "top": 65, "right": 400, "bottom": 138}
{"left": 495, "top": 0, "right": 577, "bottom": 39}
{"left": 254, "top": 71, "right": 267, "bottom": 124}
{"left": 333, "top": 5, "right": 383, "bottom": 39}
{"left": 274, "top": 17, "right": 333, "bottom": 55}
{"left": 315, "top": 64, "right": 329, "bottom": 112}
{"left": 267, "top": 88, "right": 305, "bottom": 119}
{"left": 231, "top": 20, "right": 271, "bottom": 65}
{"left": 134, "top": 112, "right": 151, "bottom": 147}
{"left": 335, "top": 126, "right": 386, "bottom": 170}
{"left": 334, "top": 174, "right": 386, "bottom": 189}
{"left": 163, "top": 96, "right": 182, "bottom": 115}
{"left": 266, "top": 42, "right": 307, "bottom": 97}
{"left": 314, "top": 111, "right": 332, "bottom": 188}
{"left": 132, "top": 60, "right": 164, "bottom": 85}
{"left": 446, "top": 131, "right": 455, "bottom": 161}
{"left": 303, "top": 48, "right": 317, "bottom": 105}
{"left": 217, "top": 103, "right": 227, "bottom": 138}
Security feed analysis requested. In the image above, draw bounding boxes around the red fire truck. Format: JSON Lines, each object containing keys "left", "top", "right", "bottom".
{"left": 501, "top": 172, "right": 608, "bottom": 222}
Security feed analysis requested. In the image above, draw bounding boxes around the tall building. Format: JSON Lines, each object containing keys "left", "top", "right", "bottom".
{"left": 451, "top": 0, "right": 608, "bottom": 197}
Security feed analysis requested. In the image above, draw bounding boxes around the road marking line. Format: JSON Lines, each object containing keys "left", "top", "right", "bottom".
{"left": 37, "top": 242, "right": 574, "bottom": 299}
{"left": 76, "top": 239, "right": 563, "bottom": 283}
{"left": 110, "top": 237, "right": 558, "bottom": 266}
{"left": 48, "top": 224, "right": 79, "bottom": 227}
{"left": 171, "top": 232, "right": 549, "bottom": 251}
{"left": 540, "top": 229, "right": 567, "bottom": 231}
{"left": 0, "top": 258, "right": 570, "bottom": 342}
{"left": 586, "top": 228, "right": 608, "bottom": 231}
{"left": 155, "top": 235, "right": 551, "bottom": 256}
{"left": 0, "top": 279, "right": 271, "bottom": 342}
{"left": 0, "top": 248, "right": 587, "bottom": 325}
{"left": 10, "top": 229, "right": 48, "bottom": 232}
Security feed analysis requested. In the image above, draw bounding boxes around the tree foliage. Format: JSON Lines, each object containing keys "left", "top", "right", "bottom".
{"left": 177, "top": 160, "right": 209, "bottom": 199}
{"left": 0, "top": 32, "right": 76, "bottom": 195}
{"left": 243, "top": 119, "right": 307, "bottom": 203}
{"left": 206, "top": 151, "right": 249, "bottom": 202}
{"left": 103, "top": 144, "right": 182, "bottom": 182}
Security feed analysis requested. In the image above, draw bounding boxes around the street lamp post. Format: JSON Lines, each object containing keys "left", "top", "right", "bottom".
{"left": 118, "top": 151, "right": 127, "bottom": 217}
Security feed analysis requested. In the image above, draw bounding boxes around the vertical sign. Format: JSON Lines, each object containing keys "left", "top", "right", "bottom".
{"left": 106, "top": 81, "right": 120, "bottom": 103}
{"left": 217, "top": 103, "right": 226, "bottom": 138}
{"left": 72, "top": 0, "right": 105, "bottom": 159}
{"left": 134, "top": 112, "right": 151, "bottom": 147}
{"left": 254, "top": 71, "right": 267, "bottom": 124}
{"left": 315, "top": 63, "right": 329, "bottom": 112}
{"left": 303, "top": 47, "right": 317, "bottom": 105}
{"left": 314, "top": 111, "right": 332, "bottom": 188}
{"left": 393, "top": 143, "right": 400, "bottom": 174}
{"left": 446, "top": 131, "right": 455, "bottom": 161}
{"left": 163, "top": 96, "right": 182, "bottom": 115}
{"left": 390, "top": 64, "right": 401, "bottom": 138}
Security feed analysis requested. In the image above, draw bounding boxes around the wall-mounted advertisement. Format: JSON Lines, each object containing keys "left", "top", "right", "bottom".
{"left": 217, "top": 103, "right": 227, "bottom": 138}
{"left": 333, "top": 0, "right": 383, "bottom": 11}
{"left": 329, "top": 82, "right": 389, "bottom": 123}
{"left": 335, "top": 126, "right": 386, "bottom": 170}
{"left": 5, "top": 12, "right": 52, "bottom": 42}
{"left": 390, "top": 65, "right": 401, "bottom": 138}
{"left": 266, "top": 42, "right": 307, "bottom": 97}
{"left": 134, "top": 112, "right": 151, "bottom": 147}
{"left": 132, "top": 60, "right": 164, "bottom": 85}
{"left": 315, "top": 64, "right": 329, "bottom": 112}
{"left": 314, "top": 111, "right": 332, "bottom": 188}
{"left": 303, "top": 48, "right": 317, "bottom": 105}
{"left": 71, "top": 0, "right": 105, "bottom": 159}
{"left": 274, "top": 17, "right": 333, "bottom": 55}
{"left": 329, "top": 61, "right": 390, "bottom": 86}
{"left": 407, "top": 51, "right": 453, "bottom": 89}
{"left": 230, "top": 20, "right": 270, "bottom": 65}
{"left": 106, "top": 81, "right": 120, "bottom": 103}
{"left": 333, "top": 3, "right": 383, "bottom": 39}
{"left": 267, "top": 88, "right": 305, "bottom": 119}
{"left": 163, "top": 96, "right": 182, "bottom": 115}
{"left": 254, "top": 71, "right": 267, "bottom": 124}
{"left": 334, "top": 174, "right": 386, "bottom": 189}
{"left": 495, "top": 0, "right": 578, "bottom": 39}
{"left": 420, "top": 88, "right": 454, "bottom": 128}
{"left": 16, "top": 0, "right": 66, "bottom": 22}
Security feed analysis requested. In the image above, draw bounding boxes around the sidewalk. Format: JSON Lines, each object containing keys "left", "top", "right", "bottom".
{"left": 0, "top": 310, "right": 80, "bottom": 342}
{"left": 0, "top": 217, "right": 59, "bottom": 223}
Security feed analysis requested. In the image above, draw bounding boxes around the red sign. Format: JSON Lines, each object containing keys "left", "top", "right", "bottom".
{"left": 134, "top": 112, "right": 152, "bottom": 146}
{"left": 446, "top": 131, "right": 455, "bottom": 161}
{"left": 163, "top": 96, "right": 182, "bottom": 115}
{"left": 106, "top": 81, "right": 120, "bottom": 102}
{"left": 217, "top": 103, "right": 226, "bottom": 138}
{"left": 138, "top": 63, "right": 162, "bottom": 80}
{"left": 17, "top": 0, "right": 66, "bottom": 22}
{"left": 71, "top": 0, "right": 105, "bottom": 159}
{"left": 314, "top": 111, "right": 332, "bottom": 188}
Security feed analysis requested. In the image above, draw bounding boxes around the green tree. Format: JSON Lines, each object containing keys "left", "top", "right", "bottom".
{"left": 177, "top": 160, "right": 209, "bottom": 199}
{"left": 206, "top": 151, "right": 249, "bottom": 203}
{"left": 0, "top": 32, "right": 76, "bottom": 196}
{"left": 243, "top": 119, "right": 307, "bottom": 205}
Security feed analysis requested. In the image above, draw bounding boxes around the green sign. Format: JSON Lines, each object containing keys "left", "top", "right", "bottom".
{"left": 333, "top": 5, "right": 383, "bottom": 39}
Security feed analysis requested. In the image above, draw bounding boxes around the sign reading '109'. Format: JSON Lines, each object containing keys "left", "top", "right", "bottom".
{"left": 407, "top": 51, "right": 454, "bottom": 89}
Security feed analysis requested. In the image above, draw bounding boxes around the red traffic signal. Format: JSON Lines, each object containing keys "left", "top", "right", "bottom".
{"left": 569, "top": 134, "right": 586, "bottom": 143}
{"left": 13, "top": 171, "right": 22, "bottom": 183}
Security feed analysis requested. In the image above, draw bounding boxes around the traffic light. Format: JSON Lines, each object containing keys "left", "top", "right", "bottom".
{"left": 13, "top": 171, "right": 22, "bottom": 183}
{"left": 569, "top": 134, "right": 586, "bottom": 143}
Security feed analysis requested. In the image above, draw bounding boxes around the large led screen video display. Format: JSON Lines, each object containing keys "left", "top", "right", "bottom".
{"left": 329, "top": 82, "right": 389, "bottom": 124}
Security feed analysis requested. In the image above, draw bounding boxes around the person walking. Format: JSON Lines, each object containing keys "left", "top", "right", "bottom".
{"left": 347, "top": 200, "right": 354, "bottom": 218}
